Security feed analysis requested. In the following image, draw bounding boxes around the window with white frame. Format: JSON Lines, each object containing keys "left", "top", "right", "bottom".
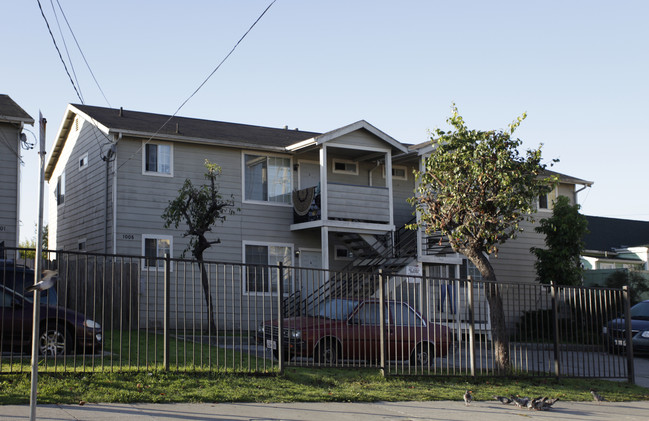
{"left": 538, "top": 193, "right": 549, "bottom": 210}
{"left": 244, "top": 154, "right": 292, "bottom": 204}
{"left": 56, "top": 172, "right": 65, "bottom": 205}
{"left": 332, "top": 159, "right": 358, "bottom": 175}
{"left": 142, "top": 235, "right": 172, "bottom": 270}
{"left": 78, "top": 153, "right": 88, "bottom": 171}
{"left": 143, "top": 142, "right": 172, "bottom": 176}
{"left": 244, "top": 243, "right": 292, "bottom": 294}
{"left": 382, "top": 165, "right": 408, "bottom": 180}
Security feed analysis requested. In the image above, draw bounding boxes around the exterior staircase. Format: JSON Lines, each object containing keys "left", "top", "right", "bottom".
{"left": 282, "top": 219, "right": 418, "bottom": 317}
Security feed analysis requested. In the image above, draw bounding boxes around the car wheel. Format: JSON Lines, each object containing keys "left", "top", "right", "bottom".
{"left": 315, "top": 339, "right": 338, "bottom": 365}
{"left": 39, "top": 324, "right": 72, "bottom": 356}
{"left": 410, "top": 342, "right": 435, "bottom": 367}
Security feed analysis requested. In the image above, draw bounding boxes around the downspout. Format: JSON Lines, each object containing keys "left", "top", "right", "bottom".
{"left": 16, "top": 122, "right": 24, "bottom": 247}
{"left": 368, "top": 160, "right": 381, "bottom": 187}
{"left": 112, "top": 134, "right": 120, "bottom": 255}
{"left": 103, "top": 134, "right": 119, "bottom": 254}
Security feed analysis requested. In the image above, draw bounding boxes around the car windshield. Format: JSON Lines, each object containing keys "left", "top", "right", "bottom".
{"left": 306, "top": 298, "right": 359, "bottom": 320}
{"left": 630, "top": 301, "right": 649, "bottom": 320}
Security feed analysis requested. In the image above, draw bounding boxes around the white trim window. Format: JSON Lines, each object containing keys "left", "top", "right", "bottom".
{"left": 382, "top": 164, "right": 408, "bottom": 180}
{"left": 332, "top": 159, "right": 358, "bottom": 175}
{"left": 243, "top": 242, "right": 293, "bottom": 294}
{"left": 537, "top": 193, "right": 550, "bottom": 211}
{"left": 56, "top": 172, "right": 65, "bottom": 206}
{"left": 143, "top": 141, "right": 173, "bottom": 176}
{"left": 243, "top": 153, "right": 292, "bottom": 204}
{"left": 142, "top": 235, "right": 172, "bottom": 270}
{"left": 78, "top": 153, "right": 89, "bottom": 171}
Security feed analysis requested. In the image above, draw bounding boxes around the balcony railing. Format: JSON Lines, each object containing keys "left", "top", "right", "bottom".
{"left": 293, "top": 183, "right": 390, "bottom": 224}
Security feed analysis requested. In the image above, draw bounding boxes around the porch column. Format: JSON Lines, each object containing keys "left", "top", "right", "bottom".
{"left": 319, "top": 146, "right": 328, "bottom": 222}
{"left": 385, "top": 150, "right": 394, "bottom": 226}
{"left": 321, "top": 226, "right": 329, "bottom": 271}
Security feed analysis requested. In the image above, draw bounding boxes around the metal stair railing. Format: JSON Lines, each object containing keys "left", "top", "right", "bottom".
{"left": 282, "top": 218, "right": 419, "bottom": 317}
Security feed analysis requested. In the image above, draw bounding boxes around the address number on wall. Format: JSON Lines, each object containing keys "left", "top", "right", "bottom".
{"left": 0, "top": 226, "right": 6, "bottom": 232}
{"left": 121, "top": 234, "right": 136, "bottom": 240}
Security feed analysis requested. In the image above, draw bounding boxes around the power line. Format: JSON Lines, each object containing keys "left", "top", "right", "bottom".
{"left": 117, "top": 0, "right": 277, "bottom": 171}
{"left": 54, "top": 0, "right": 111, "bottom": 108}
{"left": 49, "top": 0, "right": 84, "bottom": 103}
{"left": 36, "top": 0, "right": 83, "bottom": 103}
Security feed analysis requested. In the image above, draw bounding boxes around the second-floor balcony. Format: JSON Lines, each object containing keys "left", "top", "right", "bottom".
{"left": 293, "top": 183, "right": 390, "bottom": 227}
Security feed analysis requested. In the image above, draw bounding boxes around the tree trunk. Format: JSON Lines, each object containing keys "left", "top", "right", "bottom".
{"left": 462, "top": 247, "right": 511, "bottom": 372}
{"left": 195, "top": 248, "right": 218, "bottom": 335}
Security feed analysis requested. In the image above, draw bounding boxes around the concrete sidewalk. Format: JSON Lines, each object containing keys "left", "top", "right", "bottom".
{"left": 2, "top": 401, "right": 649, "bottom": 421}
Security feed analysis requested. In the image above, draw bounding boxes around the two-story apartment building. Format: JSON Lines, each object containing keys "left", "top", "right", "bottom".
{"left": 45, "top": 104, "right": 592, "bottom": 329}
{"left": 0, "top": 95, "right": 34, "bottom": 249}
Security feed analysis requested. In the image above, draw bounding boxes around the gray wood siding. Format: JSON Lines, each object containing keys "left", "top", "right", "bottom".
{"left": 0, "top": 124, "right": 19, "bottom": 247}
{"left": 328, "top": 130, "right": 388, "bottom": 150}
{"left": 391, "top": 168, "right": 416, "bottom": 228}
{"left": 489, "top": 219, "right": 545, "bottom": 285}
{"left": 327, "top": 183, "right": 390, "bottom": 223}
{"left": 53, "top": 121, "right": 113, "bottom": 252}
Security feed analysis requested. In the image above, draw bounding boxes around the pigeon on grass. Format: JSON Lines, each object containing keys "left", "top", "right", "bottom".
{"left": 590, "top": 389, "right": 606, "bottom": 404}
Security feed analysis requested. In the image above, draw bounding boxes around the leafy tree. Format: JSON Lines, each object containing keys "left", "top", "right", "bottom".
{"left": 162, "top": 160, "right": 237, "bottom": 333}
{"left": 605, "top": 270, "right": 649, "bottom": 306}
{"left": 531, "top": 195, "right": 588, "bottom": 286}
{"left": 19, "top": 224, "right": 48, "bottom": 260}
{"left": 409, "top": 104, "right": 556, "bottom": 371}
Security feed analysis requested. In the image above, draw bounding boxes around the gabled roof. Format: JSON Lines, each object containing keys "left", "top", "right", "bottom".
{"left": 70, "top": 104, "right": 320, "bottom": 148}
{"left": 46, "top": 104, "right": 322, "bottom": 179}
{"left": 287, "top": 120, "right": 408, "bottom": 154}
{"left": 543, "top": 169, "right": 593, "bottom": 187}
{"left": 0, "top": 95, "right": 34, "bottom": 125}
{"left": 584, "top": 215, "right": 649, "bottom": 251}
{"left": 47, "top": 104, "right": 410, "bottom": 180}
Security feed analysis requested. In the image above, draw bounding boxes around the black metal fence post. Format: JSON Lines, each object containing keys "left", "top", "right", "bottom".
{"left": 623, "top": 286, "right": 635, "bottom": 383}
{"left": 379, "top": 269, "right": 386, "bottom": 377}
{"left": 277, "top": 262, "right": 285, "bottom": 374}
{"left": 163, "top": 253, "right": 170, "bottom": 371}
{"left": 467, "top": 276, "right": 475, "bottom": 377}
{"left": 551, "top": 281, "right": 560, "bottom": 380}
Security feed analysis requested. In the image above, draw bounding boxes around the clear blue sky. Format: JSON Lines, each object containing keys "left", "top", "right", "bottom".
{"left": 3, "top": 0, "right": 648, "bottom": 243}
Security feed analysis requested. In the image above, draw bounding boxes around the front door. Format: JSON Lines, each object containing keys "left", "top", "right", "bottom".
{"left": 299, "top": 161, "right": 320, "bottom": 189}
{"left": 299, "top": 250, "right": 323, "bottom": 298}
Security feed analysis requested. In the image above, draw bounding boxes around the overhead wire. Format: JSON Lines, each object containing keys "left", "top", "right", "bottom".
{"left": 36, "top": 0, "right": 83, "bottom": 104}
{"left": 37, "top": 0, "right": 117, "bottom": 159}
{"left": 54, "top": 0, "right": 111, "bottom": 108}
{"left": 49, "top": 0, "right": 84, "bottom": 103}
{"left": 117, "top": 0, "right": 277, "bottom": 171}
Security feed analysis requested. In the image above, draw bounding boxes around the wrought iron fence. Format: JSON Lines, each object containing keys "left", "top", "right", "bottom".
{"left": 0, "top": 247, "right": 634, "bottom": 381}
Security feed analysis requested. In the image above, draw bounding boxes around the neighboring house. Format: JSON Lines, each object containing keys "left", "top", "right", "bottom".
{"left": 44, "top": 104, "right": 592, "bottom": 329}
{"left": 0, "top": 95, "right": 34, "bottom": 249}
{"left": 581, "top": 215, "right": 649, "bottom": 272}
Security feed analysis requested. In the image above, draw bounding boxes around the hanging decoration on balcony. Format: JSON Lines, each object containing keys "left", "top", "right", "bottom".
{"left": 293, "top": 187, "right": 316, "bottom": 216}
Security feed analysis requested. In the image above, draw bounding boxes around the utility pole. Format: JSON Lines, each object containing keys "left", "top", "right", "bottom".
{"left": 29, "top": 112, "right": 46, "bottom": 421}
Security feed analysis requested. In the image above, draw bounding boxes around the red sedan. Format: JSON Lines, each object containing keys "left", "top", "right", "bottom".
{"left": 257, "top": 298, "right": 451, "bottom": 366}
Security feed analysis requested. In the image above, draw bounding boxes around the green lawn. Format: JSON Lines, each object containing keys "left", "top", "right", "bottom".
{"left": 0, "top": 368, "right": 647, "bottom": 405}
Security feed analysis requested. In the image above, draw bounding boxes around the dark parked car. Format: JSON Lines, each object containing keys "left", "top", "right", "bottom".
{"left": 0, "top": 284, "right": 102, "bottom": 356}
{"left": 604, "top": 300, "right": 649, "bottom": 355}
{"left": 257, "top": 298, "right": 451, "bottom": 365}
{"left": 0, "top": 260, "right": 57, "bottom": 306}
